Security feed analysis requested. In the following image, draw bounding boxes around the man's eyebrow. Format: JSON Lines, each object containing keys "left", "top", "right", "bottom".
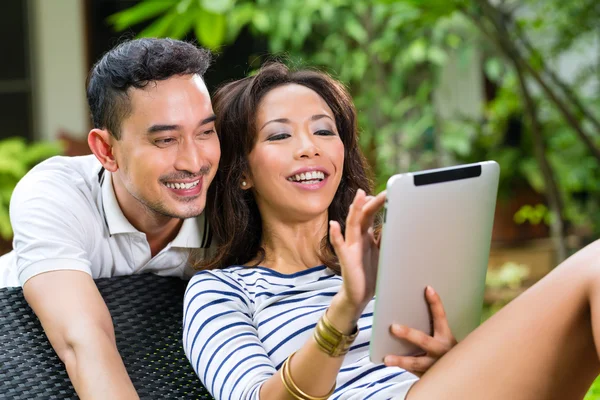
{"left": 147, "top": 124, "right": 179, "bottom": 134}
{"left": 200, "top": 114, "right": 217, "bottom": 125}
{"left": 147, "top": 114, "right": 216, "bottom": 134}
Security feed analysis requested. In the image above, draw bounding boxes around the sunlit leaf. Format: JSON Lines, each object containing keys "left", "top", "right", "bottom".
{"left": 138, "top": 12, "right": 178, "bottom": 37}
{"left": 252, "top": 9, "right": 271, "bottom": 33}
{"left": 344, "top": 17, "right": 368, "bottom": 44}
{"left": 194, "top": 9, "right": 227, "bottom": 50}
{"left": 108, "top": 1, "right": 177, "bottom": 31}
{"left": 201, "top": 0, "right": 235, "bottom": 14}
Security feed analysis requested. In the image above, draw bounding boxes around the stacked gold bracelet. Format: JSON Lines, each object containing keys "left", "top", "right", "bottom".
{"left": 281, "top": 352, "right": 336, "bottom": 400}
{"left": 313, "top": 310, "right": 359, "bottom": 357}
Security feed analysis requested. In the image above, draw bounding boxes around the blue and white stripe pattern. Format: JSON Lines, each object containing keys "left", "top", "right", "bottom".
{"left": 183, "top": 265, "right": 418, "bottom": 400}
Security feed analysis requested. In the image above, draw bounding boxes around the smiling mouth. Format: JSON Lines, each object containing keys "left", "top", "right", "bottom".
{"left": 287, "top": 171, "right": 327, "bottom": 184}
{"left": 164, "top": 179, "right": 201, "bottom": 190}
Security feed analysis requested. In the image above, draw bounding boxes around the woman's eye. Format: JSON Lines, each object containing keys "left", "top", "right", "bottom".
{"left": 202, "top": 129, "right": 216, "bottom": 136}
{"left": 267, "top": 133, "right": 291, "bottom": 141}
{"left": 315, "top": 129, "right": 336, "bottom": 136}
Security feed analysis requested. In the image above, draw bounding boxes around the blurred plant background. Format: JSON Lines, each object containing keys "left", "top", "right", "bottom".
{"left": 109, "top": 0, "right": 600, "bottom": 257}
{"left": 1, "top": 0, "right": 599, "bottom": 395}
{"left": 109, "top": 0, "right": 600, "bottom": 395}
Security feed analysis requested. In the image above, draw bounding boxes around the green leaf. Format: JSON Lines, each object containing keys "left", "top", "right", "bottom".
{"left": 0, "top": 204, "right": 12, "bottom": 240}
{"left": 445, "top": 33, "right": 462, "bottom": 49}
{"left": 484, "top": 58, "right": 503, "bottom": 82}
{"left": 427, "top": 46, "right": 446, "bottom": 65}
{"left": 201, "top": 0, "right": 235, "bottom": 14}
{"left": 227, "top": 3, "right": 256, "bottom": 41}
{"left": 351, "top": 51, "right": 369, "bottom": 80}
{"left": 108, "top": 0, "right": 177, "bottom": 31}
{"left": 194, "top": 9, "right": 227, "bottom": 50}
{"left": 138, "top": 12, "right": 178, "bottom": 37}
{"left": 169, "top": 10, "right": 196, "bottom": 39}
{"left": 277, "top": 8, "right": 294, "bottom": 41}
{"left": 20, "top": 142, "right": 63, "bottom": 166}
{"left": 408, "top": 37, "right": 427, "bottom": 63}
{"left": 344, "top": 17, "right": 368, "bottom": 44}
{"left": 252, "top": 9, "right": 271, "bottom": 33}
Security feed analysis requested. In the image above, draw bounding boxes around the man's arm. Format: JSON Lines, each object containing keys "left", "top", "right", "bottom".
{"left": 24, "top": 270, "right": 139, "bottom": 399}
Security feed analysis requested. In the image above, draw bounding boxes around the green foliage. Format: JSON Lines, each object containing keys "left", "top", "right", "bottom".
{"left": 586, "top": 375, "right": 600, "bottom": 400}
{"left": 0, "top": 138, "right": 63, "bottom": 240}
{"left": 111, "top": 0, "right": 600, "bottom": 236}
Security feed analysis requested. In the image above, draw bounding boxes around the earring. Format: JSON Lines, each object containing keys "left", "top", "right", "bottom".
{"left": 242, "top": 181, "right": 247, "bottom": 187}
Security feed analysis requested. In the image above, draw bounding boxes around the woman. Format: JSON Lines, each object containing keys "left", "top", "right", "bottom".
{"left": 183, "top": 62, "right": 600, "bottom": 400}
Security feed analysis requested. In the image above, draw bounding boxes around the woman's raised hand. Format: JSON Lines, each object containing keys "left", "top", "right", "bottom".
{"left": 329, "top": 189, "right": 386, "bottom": 316}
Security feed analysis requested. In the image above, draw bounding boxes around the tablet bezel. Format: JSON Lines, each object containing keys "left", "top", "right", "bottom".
{"left": 369, "top": 161, "right": 499, "bottom": 362}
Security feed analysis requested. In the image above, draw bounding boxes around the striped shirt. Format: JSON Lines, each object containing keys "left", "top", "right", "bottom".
{"left": 183, "top": 265, "right": 418, "bottom": 400}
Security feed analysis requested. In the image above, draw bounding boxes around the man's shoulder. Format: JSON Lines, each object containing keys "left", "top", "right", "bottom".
{"left": 23, "top": 154, "right": 102, "bottom": 184}
{"left": 10, "top": 155, "right": 104, "bottom": 219}
{"left": 15, "top": 155, "right": 102, "bottom": 198}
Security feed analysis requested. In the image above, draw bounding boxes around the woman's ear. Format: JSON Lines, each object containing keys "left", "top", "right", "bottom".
{"left": 240, "top": 174, "right": 254, "bottom": 190}
{"left": 88, "top": 128, "right": 118, "bottom": 172}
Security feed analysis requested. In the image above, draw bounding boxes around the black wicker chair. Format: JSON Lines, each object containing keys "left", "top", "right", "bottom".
{"left": 0, "top": 274, "right": 214, "bottom": 399}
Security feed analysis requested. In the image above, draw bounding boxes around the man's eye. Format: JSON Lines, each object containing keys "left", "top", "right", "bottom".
{"left": 267, "top": 133, "right": 291, "bottom": 141}
{"left": 155, "top": 138, "right": 175, "bottom": 146}
{"left": 315, "top": 130, "right": 336, "bottom": 136}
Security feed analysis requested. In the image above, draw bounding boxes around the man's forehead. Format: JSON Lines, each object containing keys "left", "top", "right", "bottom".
{"left": 129, "top": 74, "right": 209, "bottom": 98}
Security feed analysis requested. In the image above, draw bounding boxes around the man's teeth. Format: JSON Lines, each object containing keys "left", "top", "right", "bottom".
{"left": 287, "top": 171, "right": 326, "bottom": 183}
{"left": 165, "top": 180, "right": 200, "bottom": 190}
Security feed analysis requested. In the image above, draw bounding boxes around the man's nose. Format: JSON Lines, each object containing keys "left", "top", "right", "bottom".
{"left": 174, "top": 141, "right": 203, "bottom": 173}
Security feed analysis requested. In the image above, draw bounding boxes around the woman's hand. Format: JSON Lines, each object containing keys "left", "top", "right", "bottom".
{"left": 384, "top": 286, "right": 458, "bottom": 376}
{"left": 329, "top": 189, "right": 386, "bottom": 318}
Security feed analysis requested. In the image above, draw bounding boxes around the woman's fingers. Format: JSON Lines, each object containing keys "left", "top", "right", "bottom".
{"left": 425, "top": 286, "right": 455, "bottom": 340}
{"left": 328, "top": 220, "right": 344, "bottom": 253}
{"left": 361, "top": 191, "right": 386, "bottom": 231}
{"left": 345, "top": 189, "right": 367, "bottom": 244}
{"left": 389, "top": 324, "right": 450, "bottom": 357}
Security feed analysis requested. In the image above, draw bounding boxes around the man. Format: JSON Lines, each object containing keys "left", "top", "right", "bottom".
{"left": 0, "top": 38, "right": 219, "bottom": 398}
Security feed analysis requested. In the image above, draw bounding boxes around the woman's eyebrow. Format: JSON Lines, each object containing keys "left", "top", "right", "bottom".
{"left": 260, "top": 118, "right": 291, "bottom": 131}
{"left": 311, "top": 114, "right": 334, "bottom": 122}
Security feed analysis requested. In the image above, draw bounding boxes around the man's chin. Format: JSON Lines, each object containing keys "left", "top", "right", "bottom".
{"left": 150, "top": 202, "right": 206, "bottom": 220}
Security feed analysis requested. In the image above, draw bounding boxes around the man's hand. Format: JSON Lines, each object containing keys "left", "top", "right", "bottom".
{"left": 24, "top": 270, "right": 139, "bottom": 399}
{"left": 383, "top": 286, "right": 457, "bottom": 377}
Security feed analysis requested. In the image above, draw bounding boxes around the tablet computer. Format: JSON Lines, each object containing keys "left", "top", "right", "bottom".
{"left": 369, "top": 161, "right": 500, "bottom": 362}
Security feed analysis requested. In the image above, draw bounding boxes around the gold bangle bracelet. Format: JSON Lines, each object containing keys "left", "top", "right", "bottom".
{"left": 313, "top": 310, "right": 359, "bottom": 357}
{"left": 280, "top": 352, "right": 336, "bottom": 400}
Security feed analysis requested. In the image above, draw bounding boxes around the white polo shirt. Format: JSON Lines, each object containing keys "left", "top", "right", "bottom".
{"left": 0, "top": 155, "right": 213, "bottom": 288}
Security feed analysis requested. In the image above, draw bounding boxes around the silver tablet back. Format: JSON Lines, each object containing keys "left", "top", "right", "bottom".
{"left": 370, "top": 161, "right": 500, "bottom": 362}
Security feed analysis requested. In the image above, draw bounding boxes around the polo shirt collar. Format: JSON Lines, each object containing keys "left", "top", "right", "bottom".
{"left": 101, "top": 170, "right": 139, "bottom": 235}
{"left": 101, "top": 170, "right": 208, "bottom": 248}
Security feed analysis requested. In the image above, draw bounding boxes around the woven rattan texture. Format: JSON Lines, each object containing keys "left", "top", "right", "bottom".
{"left": 0, "top": 274, "right": 213, "bottom": 399}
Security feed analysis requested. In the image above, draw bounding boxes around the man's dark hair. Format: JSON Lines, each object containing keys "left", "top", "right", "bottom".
{"left": 86, "top": 38, "right": 211, "bottom": 139}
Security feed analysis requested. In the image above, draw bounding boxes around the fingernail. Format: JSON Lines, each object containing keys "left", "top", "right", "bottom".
{"left": 391, "top": 324, "right": 405, "bottom": 334}
{"left": 426, "top": 286, "right": 435, "bottom": 296}
{"left": 383, "top": 356, "right": 391, "bottom": 365}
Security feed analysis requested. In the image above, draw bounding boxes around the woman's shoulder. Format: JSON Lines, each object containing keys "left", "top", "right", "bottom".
{"left": 189, "top": 265, "right": 334, "bottom": 291}
{"left": 188, "top": 265, "right": 248, "bottom": 289}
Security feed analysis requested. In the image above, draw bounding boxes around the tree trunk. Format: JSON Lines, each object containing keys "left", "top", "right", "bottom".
{"left": 514, "top": 63, "right": 568, "bottom": 262}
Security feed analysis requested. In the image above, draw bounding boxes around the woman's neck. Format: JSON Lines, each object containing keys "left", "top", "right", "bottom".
{"left": 256, "top": 211, "right": 329, "bottom": 274}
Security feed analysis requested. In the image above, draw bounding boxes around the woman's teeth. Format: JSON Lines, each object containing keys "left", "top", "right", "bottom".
{"left": 287, "top": 171, "right": 326, "bottom": 184}
{"left": 165, "top": 180, "right": 200, "bottom": 190}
